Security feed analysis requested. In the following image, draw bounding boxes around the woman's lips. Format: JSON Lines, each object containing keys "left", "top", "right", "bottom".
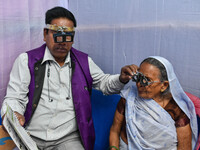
{"left": 137, "top": 89, "right": 148, "bottom": 95}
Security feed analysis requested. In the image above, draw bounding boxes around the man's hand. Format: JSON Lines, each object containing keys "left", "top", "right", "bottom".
{"left": 1, "top": 112, "right": 25, "bottom": 133}
{"left": 119, "top": 64, "right": 138, "bottom": 84}
{"left": 14, "top": 112, "right": 25, "bottom": 126}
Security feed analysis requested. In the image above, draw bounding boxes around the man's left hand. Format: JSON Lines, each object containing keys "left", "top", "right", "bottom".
{"left": 119, "top": 64, "right": 138, "bottom": 84}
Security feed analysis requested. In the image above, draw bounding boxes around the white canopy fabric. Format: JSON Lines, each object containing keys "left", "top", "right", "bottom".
{"left": 69, "top": 0, "right": 200, "bottom": 98}
{"left": 0, "top": 0, "right": 199, "bottom": 107}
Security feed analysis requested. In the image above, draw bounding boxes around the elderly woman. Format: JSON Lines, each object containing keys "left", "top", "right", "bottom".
{"left": 109, "top": 56, "right": 198, "bottom": 150}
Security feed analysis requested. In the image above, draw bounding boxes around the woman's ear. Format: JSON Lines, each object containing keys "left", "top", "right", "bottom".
{"left": 161, "top": 81, "right": 169, "bottom": 92}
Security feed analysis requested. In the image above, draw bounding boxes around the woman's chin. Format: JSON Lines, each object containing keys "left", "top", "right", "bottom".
{"left": 138, "top": 92, "right": 151, "bottom": 99}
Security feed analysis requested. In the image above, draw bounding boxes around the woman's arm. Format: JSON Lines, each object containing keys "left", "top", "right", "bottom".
{"left": 109, "top": 98, "right": 125, "bottom": 150}
{"left": 176, "top": 123, "right": 192, "bottom": 150}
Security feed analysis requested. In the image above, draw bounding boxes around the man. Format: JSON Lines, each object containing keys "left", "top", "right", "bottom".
{"left": 1, "top": 6, "right": 135, "bottom": 150}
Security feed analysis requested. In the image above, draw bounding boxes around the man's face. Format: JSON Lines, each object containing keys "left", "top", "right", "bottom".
{"left": 43, "top": 17, "right": 74, "bottom": 63}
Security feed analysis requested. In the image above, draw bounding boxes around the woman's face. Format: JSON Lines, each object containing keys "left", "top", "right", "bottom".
{"left": 136, "top": 62, "right": 166, "bottom": 100}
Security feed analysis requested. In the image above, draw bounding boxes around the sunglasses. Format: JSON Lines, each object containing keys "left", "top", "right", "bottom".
{"left": 53, "top": 31, "right": 75, "bottom": 43}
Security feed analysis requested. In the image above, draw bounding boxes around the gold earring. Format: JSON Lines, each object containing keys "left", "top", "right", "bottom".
{"left": 161, "top": 89, "right": 164, "bottom": 92}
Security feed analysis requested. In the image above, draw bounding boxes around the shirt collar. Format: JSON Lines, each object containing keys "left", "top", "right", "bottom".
{"left": 41, "top": 46, "right": 71, "bottom": 65}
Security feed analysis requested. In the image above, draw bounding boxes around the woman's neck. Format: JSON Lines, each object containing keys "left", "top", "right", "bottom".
{"left": 154, "top": 96, "right": 172, "bottom": 108}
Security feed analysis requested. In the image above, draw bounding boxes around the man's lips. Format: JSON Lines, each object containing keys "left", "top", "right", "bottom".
{"left": 55, "top": 47, "right": 67, "bottom": 52}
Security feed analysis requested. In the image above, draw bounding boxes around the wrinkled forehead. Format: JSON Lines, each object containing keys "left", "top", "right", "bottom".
{"left": 138, "top": 62, "right": 161, "bottom": 77}
{"left": 45, "top": 24, "right": 75, "bottom": 32}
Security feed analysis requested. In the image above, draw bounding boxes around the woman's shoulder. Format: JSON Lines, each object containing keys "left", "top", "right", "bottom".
{"left": 165, "top": 99, "right": 190, "bottom": 127}
{"left": 117, "top": 97, "right": 126, "bottom": 115}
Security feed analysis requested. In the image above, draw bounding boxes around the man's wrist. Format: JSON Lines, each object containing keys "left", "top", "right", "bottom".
{"left": 119, "top": 76, "right": 129, "bottom": 84}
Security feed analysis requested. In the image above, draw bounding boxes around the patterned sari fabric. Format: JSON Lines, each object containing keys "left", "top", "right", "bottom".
{"left": 121, "top": 56, "right": 198, "bottom": 150}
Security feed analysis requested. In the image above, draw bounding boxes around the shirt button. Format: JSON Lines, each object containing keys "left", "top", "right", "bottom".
{"left": 33, "top": 104, "right": 37, "bottom": 108}
{"left": 36, "top": 85, "right": 39, "bottom": 88}
{"left": 87, "top": 117, "right": 91, "bottom": 123}
{"left": 35, "top": 67, "right": 38, "bottom": 70}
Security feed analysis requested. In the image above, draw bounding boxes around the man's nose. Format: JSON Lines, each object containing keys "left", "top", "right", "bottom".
{"left": 58, "top": 42, "right": 66, "bottom": 45}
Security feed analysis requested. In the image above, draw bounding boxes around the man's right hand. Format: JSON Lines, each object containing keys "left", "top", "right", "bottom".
{"left": 1, "top": 112, "right": 25, "bottom": 133}
{"left": 14, "top": 112, "right": 25, "bottom": 126}
{"left": 2, "top": 112, "right": 25, "bottom": 127}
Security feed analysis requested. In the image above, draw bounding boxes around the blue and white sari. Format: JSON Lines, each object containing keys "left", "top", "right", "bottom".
{"left": 120, "top": 56, "right": 198, "bottom": 150}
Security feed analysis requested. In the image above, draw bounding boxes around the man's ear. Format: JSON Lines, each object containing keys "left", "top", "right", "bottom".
{"left": 72, "top": 32, "right": 75, "bottom": 44}
{"left": 43, "top": 29, "right": 47, "bottom": 42}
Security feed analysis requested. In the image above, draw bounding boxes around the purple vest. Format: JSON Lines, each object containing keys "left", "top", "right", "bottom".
{"left": 25, "top": 44, "right": 95, "bottom": 150}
